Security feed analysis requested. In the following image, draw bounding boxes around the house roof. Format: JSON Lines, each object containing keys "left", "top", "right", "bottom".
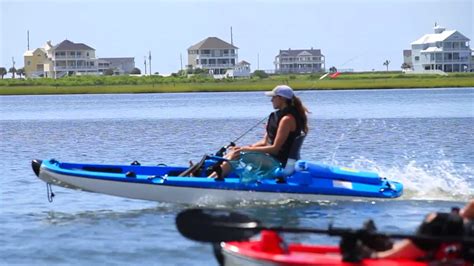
{"left": 279, "top": 49, "right": 323, "bottom": 57}
{"left": 411, "top": 30, "right": 469, "bottom": 45}
{"left": 238, "top": 60, "right": 250, "bottom": 65}
{"left": 188, "top": 37, "right": 238, "bottom": 50}
{"left": 54, "top": 40, "right": 95, "bottom": 51}
{"left": 23, "top": 48, "right": 46, "bottom": 56}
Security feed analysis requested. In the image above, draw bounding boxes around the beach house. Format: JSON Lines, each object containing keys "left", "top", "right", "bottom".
{"left": 187, "top": 37, "right": 238, "bottom": 77}
{"left": 24, "top": 40, "right": 135, "bottom": 78}
{"left": 410, "top": 25, "right": 472, "bottom": 73}
{"left": 274, "top": 48, "right": 325, "bottom": 74}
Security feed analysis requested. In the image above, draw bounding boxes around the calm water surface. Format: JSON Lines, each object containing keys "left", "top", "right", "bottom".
{"left": 1, "top": 88, "right": 473, "bottom": 265}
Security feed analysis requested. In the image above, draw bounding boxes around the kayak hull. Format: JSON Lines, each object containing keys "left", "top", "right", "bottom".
{"left": 221, "top": 241, "right": 428, "bottom": 266}
{"left": 32, "top": 159, "right": 403, "bottom": 204}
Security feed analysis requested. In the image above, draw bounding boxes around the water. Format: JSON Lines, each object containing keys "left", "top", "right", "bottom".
{"left": 1, "top": 88, "right": 473, "bottom": 265}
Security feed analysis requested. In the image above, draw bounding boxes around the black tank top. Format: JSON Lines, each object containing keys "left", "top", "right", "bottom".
{"left": 266, "top": 107, "right": 303, "bottom": 167}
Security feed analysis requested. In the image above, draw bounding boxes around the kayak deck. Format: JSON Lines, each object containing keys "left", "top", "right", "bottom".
{"left": 32, "top": 158, "right": 403, "bottom": 203}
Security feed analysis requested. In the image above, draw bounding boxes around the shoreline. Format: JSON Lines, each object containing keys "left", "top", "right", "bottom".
{"left": 1, "top": 73, "right": 473, "bottom": 95}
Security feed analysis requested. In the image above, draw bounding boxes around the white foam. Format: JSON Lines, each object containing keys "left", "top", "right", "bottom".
{"left": 340, "top": 157, "right": 473, "bottom": 201}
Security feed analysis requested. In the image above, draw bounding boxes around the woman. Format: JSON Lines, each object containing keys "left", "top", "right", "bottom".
{"left": 373, "top": 199, "right": 474, "bottom": 261}
{"left": 210, "top": 85, "right": 309, "bottom": 178}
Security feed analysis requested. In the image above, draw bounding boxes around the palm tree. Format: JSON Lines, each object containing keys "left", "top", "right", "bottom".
{"left": 9, "top": 67, "right": 16, "bottom": 79}
{"left": 383, "top": 60, "right": 390, "bottom": 71}
{"left": 16, "top": 68, "right": 25, "bottom": 78}
{"left": 0, "top": 67, "right": 6, "bottom": 79}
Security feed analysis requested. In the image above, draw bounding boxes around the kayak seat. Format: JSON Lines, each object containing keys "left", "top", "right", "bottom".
{"left": 275, "top": 134, "right": 306, "bottom": 183}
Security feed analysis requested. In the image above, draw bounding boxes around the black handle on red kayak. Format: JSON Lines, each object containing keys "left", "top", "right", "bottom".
{"left": 176, "top": 208, "right": 474, "bottom": 245}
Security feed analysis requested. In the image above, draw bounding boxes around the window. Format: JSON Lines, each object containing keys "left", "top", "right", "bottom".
{"left": 27, "top": 61, "right": 31, "bottom": 66}
{"left": 414, "top": 56, "right": 420, "bottom": 61}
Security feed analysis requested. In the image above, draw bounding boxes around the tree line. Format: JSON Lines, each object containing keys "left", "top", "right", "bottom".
{"left": 0, "top": 67, "right": 25, "bottom": 79}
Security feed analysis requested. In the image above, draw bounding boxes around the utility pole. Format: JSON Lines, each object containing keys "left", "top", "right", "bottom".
{"left": 144, "top": 56, "right": 147, "bottom": 75}
{"left": 230, "top": 26, "right": 233, "bottom": 45}
{"left": 148, "top": 51, "right": 152, "bottom": 75}
{"left": 180, "top": 53, "right": 183, "bottom": 72}
{"left": 27, "top": 30, "right": 30, "bottom": 50}
{"left": 11, "top": 57, "right": 16, "bottom": 79}
{"left": 258, "top": 53, "right": 260, "bottom": 70}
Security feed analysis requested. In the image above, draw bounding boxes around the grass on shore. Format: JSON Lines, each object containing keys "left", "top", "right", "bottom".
{"left": 1, "top": 72, "right": 473, "bottom": 95}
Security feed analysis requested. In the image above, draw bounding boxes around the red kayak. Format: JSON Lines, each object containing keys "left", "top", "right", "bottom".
{"left": 220, "top": 231, "right": 466, "bottom": 266}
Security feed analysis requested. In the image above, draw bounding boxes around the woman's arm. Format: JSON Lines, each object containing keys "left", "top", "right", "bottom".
{"left": 239, "top": 116, "right": 294, "bottom": 155}
{"left": 375, "top": 240, "right": 426, "bottom": 259}
{"left": 249, "top": 134, "right": 269, "bottom": 147}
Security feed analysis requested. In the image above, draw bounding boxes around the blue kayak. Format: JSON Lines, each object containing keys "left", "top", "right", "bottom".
{"left": 31, "top": 155, "right": 403, "bottom": 204}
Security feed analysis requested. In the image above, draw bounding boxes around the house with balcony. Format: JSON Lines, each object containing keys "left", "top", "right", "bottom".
{"left": 274, "top": 48, "right": 325, "bottom": 74}
{"left": 410, "top": 25, "right": 472, "bottom": 73}
{"left": 24, "top": 40, "right": 135, "bottom": 78}
{"left": 187, "top": 37, "right": 238, "bottom": 77}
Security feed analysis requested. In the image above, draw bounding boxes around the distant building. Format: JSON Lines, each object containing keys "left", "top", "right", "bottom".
{"left": 187, "top": 37, "right": 238, "bottom": 76}
{"left": 410, "top": 25, "right": 472, "bottom": 72}
{"left": 274, "top": 48, "right": 325, "bottom": 74}
{"left": 98, "top": 57, "right": 135, "bottom": 74}
{"left": 225, "top": 60, "right": 251, "bottom": 78}
{"left": 24, "top": 40, "right": 134, "bottom": 78}
{"left": 23, "top": 44, "right": 51, "bottom": 78}
{"left": 402, "top": 49, "right": 413, "bottom": 69}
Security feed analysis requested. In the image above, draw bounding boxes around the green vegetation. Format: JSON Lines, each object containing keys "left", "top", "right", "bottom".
{"left": 0, "top": 72, "right": 473, "bottom": 95}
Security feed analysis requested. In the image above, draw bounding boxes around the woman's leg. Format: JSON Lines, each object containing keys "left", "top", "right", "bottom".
{"left": 209, "top": 150, "right": 240, "bottom": 178}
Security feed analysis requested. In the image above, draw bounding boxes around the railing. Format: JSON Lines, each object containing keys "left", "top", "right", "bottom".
{"left": 422, "top": 58, "right": 470, "bottom": 63}
{"left": 276, "top": 68, "right": 325, "bottom": 74}
{"left": 197, "top": 54, "right": 237, "bottom": 58}
{"left": 197, "top": 64, "right": 235, "bottom": 68}
{"left": 54, "top": 66, "right": 98, "bottom": 70}
{"left": 54, "top": 55, "right": 94, "bottom": 59}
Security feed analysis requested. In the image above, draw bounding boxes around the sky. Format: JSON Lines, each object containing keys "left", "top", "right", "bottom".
{"left": 0, "top": 0, "right": 472, "bottom": 74}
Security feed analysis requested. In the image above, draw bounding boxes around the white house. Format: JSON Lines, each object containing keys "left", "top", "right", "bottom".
{"left": 225, "top": 60, "right": 251, "bottom": 78}
{"left": 410, "top": 25, "right": 472, "bottom": 72}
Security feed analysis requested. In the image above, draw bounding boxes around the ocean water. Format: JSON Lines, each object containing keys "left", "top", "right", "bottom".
{"left": 0, "top": 88, "right": 473, "bottom": 265}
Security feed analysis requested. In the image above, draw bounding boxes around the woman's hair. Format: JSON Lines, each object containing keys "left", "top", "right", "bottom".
{"left": 286, "top": 96, "right": 310, "bottom": 134}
